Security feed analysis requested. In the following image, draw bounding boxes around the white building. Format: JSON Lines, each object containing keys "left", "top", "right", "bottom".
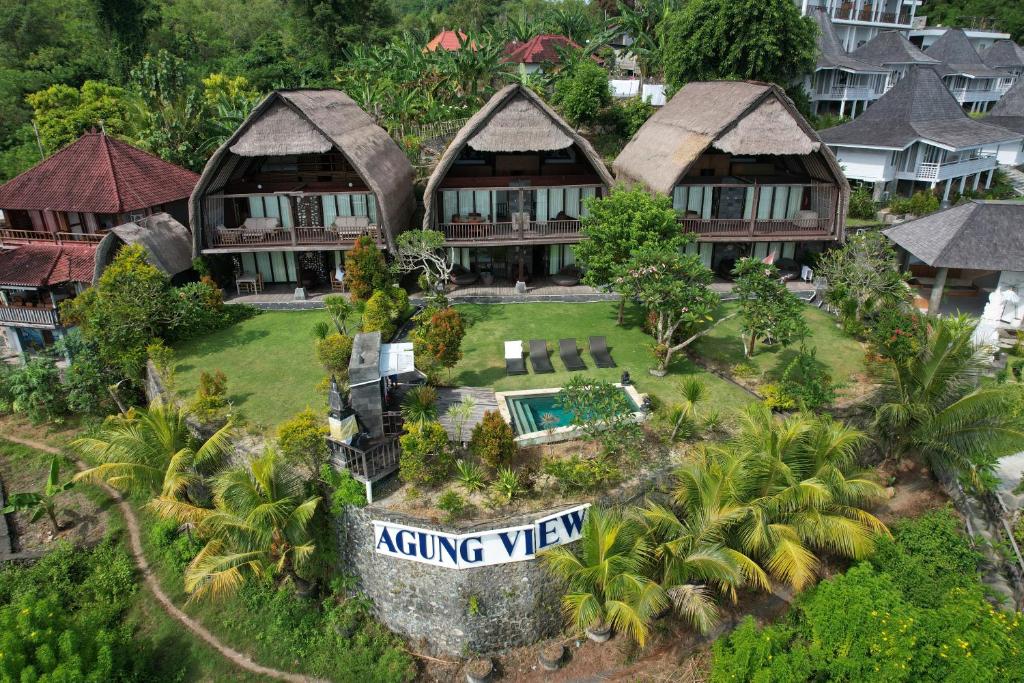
{"left": 910, "top": 25, "right": 1010, "bottom": 52}
{"left": 985, "top": 79, "right": 1024, "bottom": 166}
{"left": 923, "top": 28, "right": 1012, "bottom": 113}
{"left": 821, "top": 67, "right": 1022, "bottom": 200}
{"left": 850, "top": 30, "right": 942, "bottom": 94}
{"left": 982, "top": 39, "right": 1024, "bottom": 95}
{"left": 806, "top": 10, "right": 889, "bottom": 117}
{"left": 797, "top": 0, "right": 920, "bottom": 51}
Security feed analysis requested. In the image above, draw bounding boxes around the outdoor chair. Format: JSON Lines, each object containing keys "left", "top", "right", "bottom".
{"left": 588, "top": 336, "right": 616, "bottom": 368}
{"left": 559, "top": 339, "right": 586, "bottom": 371}
{"left": 505, "top": 340, "right": 527, "bottom": 376}
{"left": 529, "top": 340, "right": 554, "bottom": 374}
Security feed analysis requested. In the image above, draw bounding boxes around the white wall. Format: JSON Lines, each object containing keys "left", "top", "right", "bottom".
{"left": 831, "top": 146, "right": 893, "bottom": 182}
{"left": 984, "top": 140, "right": 1024, "bottom": 167}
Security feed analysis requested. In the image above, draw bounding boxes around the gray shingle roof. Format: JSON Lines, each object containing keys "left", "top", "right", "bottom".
{"left": 924, "top": 28, "right": 1010, "bottom": 79}
{"left": 812, "top": 10, "right": 887, "bottom": 73}
{"left": 982, "top": 40, "right": 1024, "bottom": 69}
{"left": 820, "top": 67, "right": 1020, "bottom": 149}
{"left": 883, "top": 201, "right": 1024, "bottom": 270}
{"left": 851, "top": 31, "right": 940, "bottom": 67}
{"left": 987, "top": 78, "right": 1024, "bottom": 134}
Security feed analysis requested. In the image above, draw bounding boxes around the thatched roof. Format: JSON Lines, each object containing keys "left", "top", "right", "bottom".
{"left": 820, "top": 67, "right": 1021, "bottom": 150}
{"left": 883, "top": 200, "right": 1024, "bottom": 270}
{"left": 924, "top": 28, "right": 1009, "bottom": 79}
{"left": 987, "top": 78, "right": 1024, "bottom": 135}
{"left": 189, "top": 89, "right": 415, "bottom": 254}
{"left": 851, "top": 31, "right": 940, "bottom": 67}
{"left": 812, "top": 10, "right": 887, "bottom": 73}
{"left": 421, "top": 84, "right": 613, "bottom": 228}
{"left": 95, "top": 212, "right": 193, "bottom": 281}
{"left": 614, "top": 81, "right": 839, "bottom": 195}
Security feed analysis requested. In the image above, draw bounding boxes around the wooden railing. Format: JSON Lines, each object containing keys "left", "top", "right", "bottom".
{"left": 438, "top": 219, "right": 582, "bottom": 243}
{"left": 526, "top": 220, "right": 582, "bottom": 238}
{"left": 679, "top": 217, "right": 834, "bottom": 238}
{"left": 0, "top": 229, "right": 105, "bottom": 245}
{"left": 209, "top": 225, "right": 383, "bottom": 249}
{"left": 0, "top": 305, "right": 60, "bottom": 327}
{"left": 383, "top": 411, "right": 404, "bottom": 437}
{"left": 329, "top": 437, "right": 401, "bottom": 482}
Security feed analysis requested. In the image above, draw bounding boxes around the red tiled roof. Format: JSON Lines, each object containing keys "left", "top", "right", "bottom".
{"left": 502, "top": 34, "right": 585, "bottom": 65}
{"left": 0, "top": 132, "right": 199, "bottom": 214}
{"left": 0, "top": 243, "right": 97, "bottom": 287}
{"left": 425, "top": 29, "right": 477, "bottom": 52}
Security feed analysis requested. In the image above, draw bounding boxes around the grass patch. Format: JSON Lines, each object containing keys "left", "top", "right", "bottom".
{"left": 172, "top": 310, "right": 338, "bottom": 430}
{"left": 452, "top": 302, "right": 755, "bottom": 414}
{"left": 691, "top": 302, "right": 867, "bottom": 391}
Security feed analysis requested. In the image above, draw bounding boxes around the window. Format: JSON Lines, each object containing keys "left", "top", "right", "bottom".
{"left": 65, "top": 212, "right": 83, "bottom": 233}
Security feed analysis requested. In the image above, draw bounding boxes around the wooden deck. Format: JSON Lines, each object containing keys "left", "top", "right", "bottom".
{"left": 434, "top": 387, "right": 499, "bottom": 443}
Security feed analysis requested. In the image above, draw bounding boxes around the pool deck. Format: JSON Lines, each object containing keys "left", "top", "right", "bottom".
{"left": 495, "top": 384, "right": 648, "bottom": 447}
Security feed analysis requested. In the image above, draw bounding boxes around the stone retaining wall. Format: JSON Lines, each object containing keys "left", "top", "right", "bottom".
{"left": 338, "top": 466, "right": 671, "bottom": 657}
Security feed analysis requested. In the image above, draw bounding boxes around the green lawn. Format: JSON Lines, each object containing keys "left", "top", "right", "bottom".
{"left": 692, "top": 302, "right": 868, "bottom": 391}
{"left": 173, "top": 310, "right": 334, "bottom": 430}
{"left": 452, "top": 302, "right": 755, "bottom": 414}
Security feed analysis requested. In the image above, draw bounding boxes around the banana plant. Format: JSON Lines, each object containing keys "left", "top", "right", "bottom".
{"left": 2, "top": 457, "right": 75, "bottom": 535}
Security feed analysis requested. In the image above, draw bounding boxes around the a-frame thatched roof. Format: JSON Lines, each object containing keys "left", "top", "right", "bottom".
{"left": 189, "top": 89, "right": 415, "bottom": 254}
{"left": 614, "top": 81, "right": 845, "bottom": 196}
{"left": 421, "top": 84, "right": 613, "bottom": 228}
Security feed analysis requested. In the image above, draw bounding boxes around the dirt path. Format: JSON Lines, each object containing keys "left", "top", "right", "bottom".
{"left": 3, "top": 433, "right": 327, "bottom": 683}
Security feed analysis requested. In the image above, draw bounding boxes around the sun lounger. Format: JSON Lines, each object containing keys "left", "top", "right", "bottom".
{"left": 529, "top": 340, "right": 554, "bottom": 374}
{"left": 559, "top": 339, "right": 585, "bottom": 371}
{"left": 588, "top": 336, "right": 616, "bottom": 368}
{"left": 505, "top": 340, "right": 527, "bottom": 375}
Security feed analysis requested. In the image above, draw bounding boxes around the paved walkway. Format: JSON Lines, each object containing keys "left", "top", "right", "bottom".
{"left": 2, "top": 434, "right": 327, "bottom": 683}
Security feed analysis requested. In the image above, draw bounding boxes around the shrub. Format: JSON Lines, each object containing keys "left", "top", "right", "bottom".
{"left": 847, "top": 185, "right": 877, "bottom": 220}
{"left": 321, "top": 464, "right": 368, "bottom": 511}
{"left": 344, "top": 236, "right": 391, "bottom": 302}
{"left": 169, "top": 278, "right": 229, "bottom": 340}
{"left": 778, "top": 345, "right": 835, "bottom": 410}
{"left": 189, "top": 369, "right": 229, "bottom": 421}
{"left": 890, "top": 190, "right": 939, "bottom": 217}
{"left": 312, "top": 320, "right": 331, "bottom": 340}
{"left": 362, "top": 287, "right": 408, "bottom": 340}
{"left": 399, "top": 421, "right": 453, "bottom": 487}
{"left": 454, "top": 459, "right": 487, "bottom": 493}
{"left": 437, "top": 489, "right": 467, "bottom": 522}
{"left": 6, "top": 355, "right": 67, "bottom": 422}
{"left": 552, "top": 60, "right": 611, "bottom": 126}
{"left": 542, "top": 455, "right": 621, "bottom": 495}
{"left": 317, "top": 333, "right": 354, "bottom": 378}
{"left": 864, "top": 307, "right": 924, "bottom": 363}
{"left": 401, "top": 385, "right": 438, "bottom": 427}
{"left": 277, "top": 408, "right": 329, "bottom": 477}
{"left": 147, "top": 517, "right": 204, "bottom": 572}
{"left": 490, "top": 467, "right": 526, "bottom": 504}
{"left": 412, "top": 306, "right": 465, "bottom": 379}
{"left": 618, "top": 95, "right": 655, "bottom": 136}
{"left": 759, "top": 383, "right": 796, "bottom": 411}
{"left": 469, "top": 411, "right": 517, "bottom": 470}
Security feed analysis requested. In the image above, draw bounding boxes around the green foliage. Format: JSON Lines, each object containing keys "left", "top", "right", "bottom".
{"left": 555, "top": 376, "right": 641, "bottom": 456}
{"left": 321, "top": 464, "right": 368, "bottom": 511}
{"left": 661, "top": 0, "right": 817, "bottom": 90}
{"left": 277, "top": 408, "right": 329, "bottom": 478}
{"left": 362, "top": 287, "right": 408, "bottom": 340}
{"left": 924, "top": 1, "right": 1024, "bottom": 43}
{"left": 189, "top": 369, "right": 230, "bottom": 422}
{"left": 312, "top": 320, "right": 331, "bottom": 340}
{"left": 552, "top": 59, "right": 610, "bottom": 127}
{"left": 412, "top": 306, "right": 465, "bottom": 377}
{"left": 490, "top": 466, "right": 526, "bottom": 504}
{"left": 147, "top": 516, "right": 204, "bottom": 572}
{"left": 399, "top": 421, "right": 453, "bottom": 488}
{"left": 168, "top": 278, "right": 235, "bottom": 340}
{"left": 323, "top": 294, "right": 354, "bottom": 335}
{"left": 317, "top": 333, "right": 354, "bottom": 378}
{"left": 437, "top": 488, "right": 468, "bottom": 521}
{"left": 758, "top": 382, "right": 797, "bottom": 411}
{"left": 778, "top": 345, "right": 835, "bottom": 410}
{"left": 816, "top": 230, "right": 911, "bottom": 327}
{"left": 542, "top": 454, "right": 620, "bottom": 495}
{"left": 468, "top": 410, "right": 517, "bottom": 470}
{"left": 454, "top": 459, "right": 487, "bottom": 493}
{"left": 732, "top": 258, "right": 808, "bottom": 357}
{"left": 889, "top": 190, "right": 940, "bottom": 217}
{"left": 27, "top": 80, "right": 136, "bottom": 151}
{"left": 617, "top": 95, "right": 655, "bottom": 136}
{"left": 864, "top": 307, "right": 925, "bottom": 363}
{"left": 4, "top": 355, "right": 67, "bottom": 422}
{"left": 345, "top": 236, "right": 391, "bottom": 302}
{"left": 392, "top": 229, "right": 452, "bottom": 302}
{"left": 1, "top": 456, "right": 75, "bottom": 534}
{"left": 401, "top": 385, "right": 438, "bottom": 428}
{"left": 847, "top": 185, "right": 878, "bottom": 220}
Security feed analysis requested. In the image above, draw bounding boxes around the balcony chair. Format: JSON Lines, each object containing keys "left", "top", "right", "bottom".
{"left": 332, "top": 215, "right": 371, "bottom": 241}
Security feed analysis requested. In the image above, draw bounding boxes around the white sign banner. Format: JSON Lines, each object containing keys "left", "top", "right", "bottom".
{"left": 372, "top": 504, "right": 590, "bottom": 569}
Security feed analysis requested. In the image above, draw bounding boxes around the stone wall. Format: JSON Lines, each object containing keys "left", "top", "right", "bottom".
{"left": 338, "top": 466, "right": 671, "bottom": 657}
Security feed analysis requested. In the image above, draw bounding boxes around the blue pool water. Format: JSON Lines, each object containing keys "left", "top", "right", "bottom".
{"left": 506, "top": 389, "right": 640, "bottom": 435}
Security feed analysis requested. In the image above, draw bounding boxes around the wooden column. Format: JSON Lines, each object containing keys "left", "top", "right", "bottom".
{"left": 928, "top": 266, "right": 948, "bottom": 315}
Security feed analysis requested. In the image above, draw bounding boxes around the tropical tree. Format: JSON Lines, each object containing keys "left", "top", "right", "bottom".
{"left": 323, "top": 294, "right": 354, "bottom": 335}
{"left": 668, "top": 377, "right": 707, "bottom": 441}
{"left": 816, "top": 230, "right": 911, "bottom": 324}
{"left": 180, "top": 449, "right": 320, "bottom": 601}
{"left": 391, "top": 229, "right": 453, "bottom": 303}
{"left": 1, "top": 457, "right": 75, "bottom": 535}
{"left": 72, "top": 400, "right": 234, "bottom": 513}
{"left": 732, "top": 258, "right": 808, "bottom": 357}
{"left": 542, "top": 506, "right": 667, "bottom": 646}
{"left": 874, "top": 315, "right": 1024, "bottom": 485}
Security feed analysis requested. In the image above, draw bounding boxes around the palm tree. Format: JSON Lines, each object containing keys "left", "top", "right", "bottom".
{"left": 72, "top": 400, "right": 234, "bottom": 512}
{"left": 542, "top": 506, "right": 667, "bottom": 647}
{"left": 1, "top": 457, "right": 75, "bottom": 535}
{"left": 874, "top": 315, "right": 1024, "bottom": 484}
{"left": 669, "top": 377, "right": 706, "bottom": 441}
{"left": 401, "top": 385, "right": 438, "bottom": 428}
{"left": 182, "top": 449, "right": 320, "bottom": 602}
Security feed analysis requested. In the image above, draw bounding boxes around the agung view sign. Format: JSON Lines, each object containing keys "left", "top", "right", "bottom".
{"left": 372, "top": 504, "right": 589, "bottom": 569}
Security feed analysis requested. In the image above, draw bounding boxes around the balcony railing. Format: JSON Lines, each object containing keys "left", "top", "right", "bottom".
{"left": 948, "top": 87, "right": 1003, "bottom": 102}
{"left": 0, "top": 229, "right": 105, "bottom": 246}
{"left": 208, "top": 225, "right": 383, "bottom": 249}
{"left": 0, "top": 305, "right": 60, "bottom": 327}
{"left": 913, "top": 155, "right": 997, "bottom": 181}
{"left": 679, "top": 217, "right": 835, "bottom": 239}
{"left": 438, "top": 219, "right": 582, "bottom": 243}
{"left": 823, "top": 5, "right": 912, "bottom": 25}
{"left": 812, "top": 85, "right": 881, "bottom": 100}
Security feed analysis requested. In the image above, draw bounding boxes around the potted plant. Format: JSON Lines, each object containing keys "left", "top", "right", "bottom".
{"left": 539, "top": 642, "right": 566, "bottom": 671}
{"left": 586, "top": 621, "right": 612, "bottom": 643}
{"left": 465, "top": 657, "right": 493, "bottom": 683}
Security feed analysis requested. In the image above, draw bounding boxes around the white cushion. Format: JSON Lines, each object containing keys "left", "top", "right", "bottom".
{"left": 243, "top": 216, "right": 279, "bottom": 230}
{"left": 504, "top": 341, "right": 523, "bottom": 360}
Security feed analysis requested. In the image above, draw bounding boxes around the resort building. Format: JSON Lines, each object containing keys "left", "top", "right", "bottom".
{"left": 820, "top": 67, "right": 1023, "bottom": 200}
{"left": 910, "top": 25, "right": 1011, "bottom": 52}
{"left": 614, "top": 81, "right": 849, "bottom": 276}
{"left": 850, "top": 30, "right": 942, "bottom": 94}
{"left": 984, "top": 79, "right": 1024, "bottom": 166}
{"left": 923, "top": 28, "right": 1009, "bottom": 112}
{"left": 502, "top": 35, "right": 588, "bottom": 74}
{"left": 0, "top": 131, "right": 198, "bottom": 357}
{"left": 796, "top": 0, "right": 919, "bottom": 52}
{"left": 982, "top": 39, "right": 1024, "bottom": 94}
{"left": 421, "top": 84, "right": 613, "bottom": 283}
{"left": 806, "top": 10, "right": 890, "bottom": 117}
{"left": 189, "top": 89, "right": 415, "bottom": 292}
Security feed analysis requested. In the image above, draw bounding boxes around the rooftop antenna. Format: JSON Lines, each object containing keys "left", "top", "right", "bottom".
{"left": 31, "top": 122, "right": 45, "bottom": 160}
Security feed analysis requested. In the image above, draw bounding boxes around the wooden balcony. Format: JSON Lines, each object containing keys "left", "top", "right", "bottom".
{"left": 0, "top": 305, "right": 60, "bottom": 328}
{"left": 204, "top": 225, "right": 385, "bottom": 253}
{"left": 679, "top": 216, "right": 836, "bottom": 241}
{"left": 0, "top": 229, "right": 105, "bottom": 246}
{"left": 439, "top": 219, "right": 582, "bottom": 245}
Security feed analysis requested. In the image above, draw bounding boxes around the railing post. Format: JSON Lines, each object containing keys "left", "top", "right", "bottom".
{"left": 749, "top": 182, "right": 759, "bottom": 238}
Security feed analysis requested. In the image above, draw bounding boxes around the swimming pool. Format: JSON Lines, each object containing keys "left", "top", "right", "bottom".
{"left": 496, "top": 385, "right": 648, "bottom": 446}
